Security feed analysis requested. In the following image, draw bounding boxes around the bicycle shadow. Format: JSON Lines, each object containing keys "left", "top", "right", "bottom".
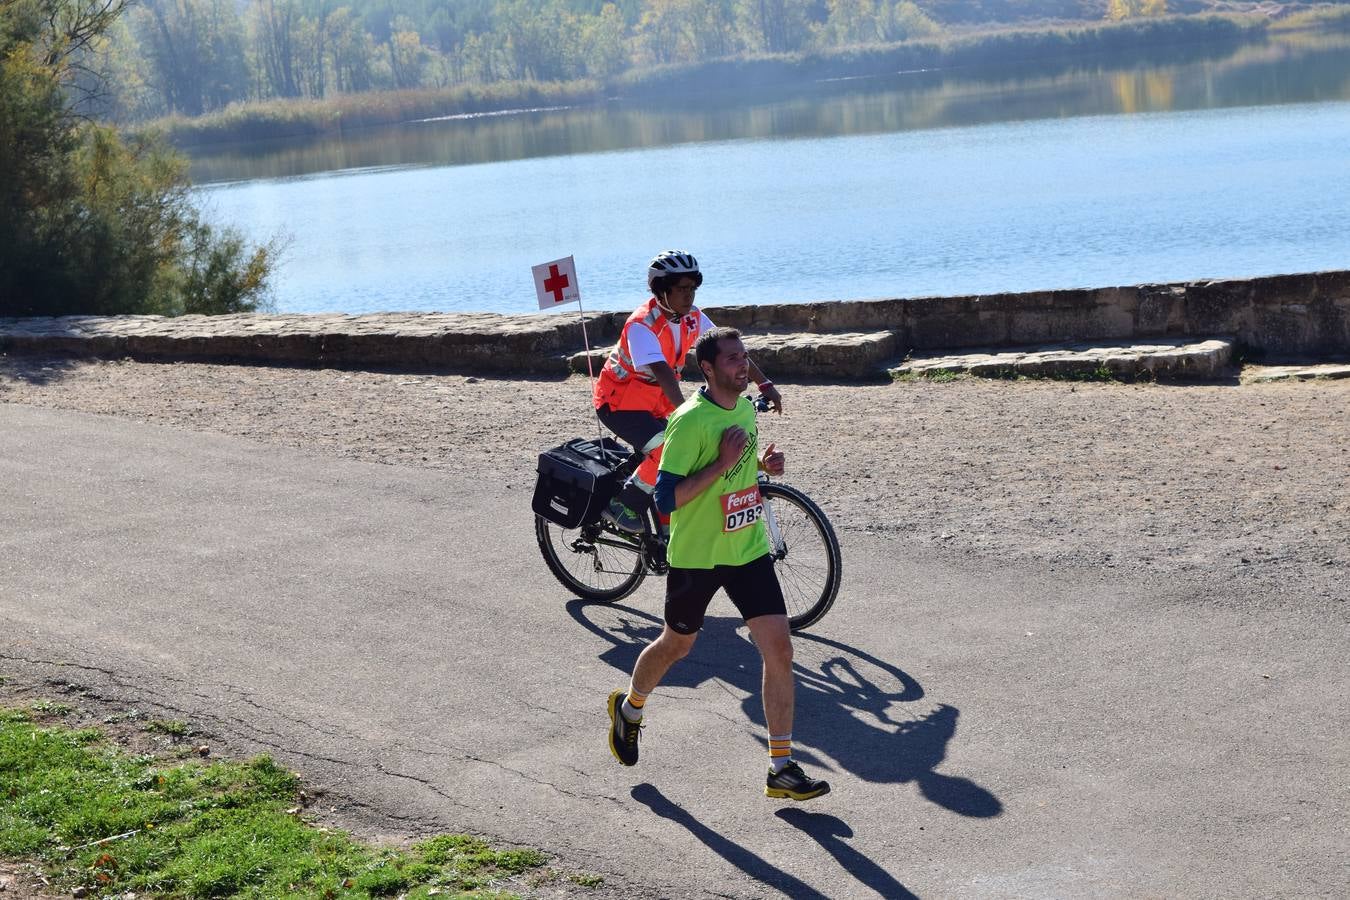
{"left": 566, "top": 600, "right": 1001, "bottom": 819}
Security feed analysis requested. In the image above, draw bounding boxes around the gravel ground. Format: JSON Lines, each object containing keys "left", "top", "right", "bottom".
{"left": 2, "top": 354, "right": 1346, "bottom": 612}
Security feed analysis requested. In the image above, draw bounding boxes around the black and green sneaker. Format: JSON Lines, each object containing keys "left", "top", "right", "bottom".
{"left": 607, "top": 689, "right": 642, "bottom": 766}
{"left": 601, "top": 498, "right": 643, "bottom": 533}
{"left": 765, "top": 762, "right": 830, "bottom": 801}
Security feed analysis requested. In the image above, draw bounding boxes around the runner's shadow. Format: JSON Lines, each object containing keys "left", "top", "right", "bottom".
{"left": 630, "top": 783, "right": 833, "bottom": 900}
{"left": 564, "top": 600, "right": 751, "bottom": 691}
{"left": 774, "top": 808, "right": 919, "bottom": 900}
{"left": 570, "top": 602, "right": 1001, "bottom": 818}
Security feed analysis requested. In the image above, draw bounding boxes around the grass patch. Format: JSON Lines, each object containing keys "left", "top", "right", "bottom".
{"left": 29, "top": 699, "right": 74, "bottom": 716}
{"left": 997, "top": 364, "right": 1137, "bottom": 382}
{"left": 144, "top": 719, "right": 191, "bottom": 738}
{"left": 0, "top": 708, "right": 551, "bottom": 898}
{"left": 891, "top": 368, "right": 965, "bottom": 383}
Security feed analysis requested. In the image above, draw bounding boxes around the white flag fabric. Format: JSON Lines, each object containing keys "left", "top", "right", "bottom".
{"left": 532, "top": 255, "right": 581, "bottom": 310}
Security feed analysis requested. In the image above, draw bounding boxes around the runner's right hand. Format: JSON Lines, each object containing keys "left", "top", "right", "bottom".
{"left": 719, "top": 426, "right": 748, "bottom": 471}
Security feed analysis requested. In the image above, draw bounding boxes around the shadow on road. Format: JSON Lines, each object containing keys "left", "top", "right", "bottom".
{"left": 567, "top": 600, "right": 1001, "bottom": 819}
{"left": 775, "top": 807, "right": 920, "bottom": 899}
{"left": 0, "top": 354, "right": 81, "bottom": 385}
{"left": 630, "top": 783, "right": 834, "bottom": 900}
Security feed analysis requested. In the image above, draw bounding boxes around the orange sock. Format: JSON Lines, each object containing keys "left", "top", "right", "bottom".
{"left": 769, "top": 734, "right": 792, "bottom": 772}
{"left": 622, "top": 686, "right": 648, "bottom": 722}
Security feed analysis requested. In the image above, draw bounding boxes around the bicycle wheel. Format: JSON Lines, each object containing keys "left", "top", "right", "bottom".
{"left": 760, "top": 483, "right": 842, "bottom": 631}
{"left": 535, "top": 515, "right": 647, "bottom": 603}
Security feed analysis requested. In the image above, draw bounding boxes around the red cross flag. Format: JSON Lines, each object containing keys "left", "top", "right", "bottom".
{"left": 532, "top": 255, "right": 581, "bottom": 310}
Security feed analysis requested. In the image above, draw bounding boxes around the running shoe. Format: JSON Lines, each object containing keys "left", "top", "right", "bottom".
{"left": 765, "top": 762, "right": 831, "bottom": 801}
{"left": 601, "top": 498, "right": 643, "bottom": 533}
{"left": 607, "top": 689, "right": 642, "bottom": 766}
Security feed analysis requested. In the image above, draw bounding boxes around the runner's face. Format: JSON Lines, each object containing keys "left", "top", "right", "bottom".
{"left": 662, "top": 278, "right": 698, "bottom": 318}
{"left": 708, "top": 338, "right": 750, "bottom": 394}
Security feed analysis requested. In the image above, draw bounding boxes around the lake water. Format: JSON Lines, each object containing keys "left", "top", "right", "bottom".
{"left": 195, "top": 33, "right": 1350, "bottom": 315}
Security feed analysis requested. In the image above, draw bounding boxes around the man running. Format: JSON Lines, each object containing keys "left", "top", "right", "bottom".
{"left": 606, "top": 326, "right": 829, "bottom": 802}
{"left": 593, "top": 251, "right": 781, "bottom": 534}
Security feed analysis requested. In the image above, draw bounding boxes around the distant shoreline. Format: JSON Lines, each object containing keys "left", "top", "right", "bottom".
{"left": 141, "top": 13, "right": 1268, "bottom": 151}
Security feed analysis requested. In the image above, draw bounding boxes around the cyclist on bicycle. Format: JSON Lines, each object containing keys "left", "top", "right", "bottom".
{"left": 593, "top": 250, "right": 781, "bottom": 534}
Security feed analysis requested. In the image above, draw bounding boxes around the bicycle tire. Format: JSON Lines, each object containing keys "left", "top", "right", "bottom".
{"left": 760, "top": 482, "right": 842, "bottom": 631}
{"left": 535, "top": 514, "right": 647, "bottom": 603}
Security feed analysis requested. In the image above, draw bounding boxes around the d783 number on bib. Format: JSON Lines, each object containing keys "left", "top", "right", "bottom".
{"left": 721, "top": 485, "right": 764, "bottom": 533}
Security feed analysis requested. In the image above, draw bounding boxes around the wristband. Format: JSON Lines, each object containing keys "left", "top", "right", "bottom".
{"left": 757, "top": 381, "right": 774, "bottom": 392}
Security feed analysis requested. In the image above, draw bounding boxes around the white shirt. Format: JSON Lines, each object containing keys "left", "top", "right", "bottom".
{"left": 627, "top": 310, "right": 717, "bottom": 374}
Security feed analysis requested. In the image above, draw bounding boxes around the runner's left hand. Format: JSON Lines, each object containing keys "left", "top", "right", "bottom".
{"left": 760, "top": 442, "right": 785, "bottom": 477}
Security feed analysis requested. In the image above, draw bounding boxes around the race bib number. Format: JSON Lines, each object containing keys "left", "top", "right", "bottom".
{"left": 721, "top": 485, "right": 763, "bottom": 533}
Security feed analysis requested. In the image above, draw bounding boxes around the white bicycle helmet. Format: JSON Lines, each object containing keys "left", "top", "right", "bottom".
{"left": 646, "top": 250, "right": 703, "bottom": 294}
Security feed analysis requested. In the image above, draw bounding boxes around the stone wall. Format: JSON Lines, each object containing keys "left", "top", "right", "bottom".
{"left": 2, "top": 270, "right": 1346, "bottom": 377}
{"left": 708, "top": 270, "right": 1350, "bottom": 357}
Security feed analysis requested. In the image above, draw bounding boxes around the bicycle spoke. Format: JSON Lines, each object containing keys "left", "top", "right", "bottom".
{"left": 537, "top": 515, "right": 646, "bottom": 601}
{"left": 760, "top": 482, "right": 842, "bottom": 630}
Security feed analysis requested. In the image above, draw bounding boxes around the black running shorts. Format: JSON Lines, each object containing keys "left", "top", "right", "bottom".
{"left": 664, "top": 553, "right": 787, "bottom": 634}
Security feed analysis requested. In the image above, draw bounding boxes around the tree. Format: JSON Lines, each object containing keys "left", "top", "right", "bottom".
{"left": 134, "top": 0, "right": 248, "bottom": 115}
{"left": 386, "top": 15, "right": 428, "bottom": 88}
{"left": 635, "top": 0, "right": 739, "bottom": 66}
{"left": 327, "top": 6, "right": 375, "bottom": 92}
{"left": 252, "top": 0, "right": 301, "bottom": 98}
{"left": 1106, "top": 0, "right": 1167, "bottom": 21}
{"left": 580, "top": 2, "right": 629, "bottom": 77}
{"left": 736, "top": 0, "right": 815, "bottom": 54}
{"left": 0, "top": 0, "right": 275, "bottom": 316}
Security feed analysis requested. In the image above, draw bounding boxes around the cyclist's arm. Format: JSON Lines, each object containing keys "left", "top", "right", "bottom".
{"left": 648, "top": 361, "right": 684, "bottom": 409}
{"left": 746, "top": 357, "right": 782, "bottom": 413}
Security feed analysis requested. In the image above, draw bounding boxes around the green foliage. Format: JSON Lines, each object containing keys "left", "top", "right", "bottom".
{"left": 1105, "top": 0, "right": 1166, "bottom": 21}
{"left": 150, "top": 77, "right": 602, "bottom": 146}
{"left": 0, "top": 0, "right": 276, "bottom": 316}
{"left": 816, "top": 0, "right": 941, "bottom": 48}
{"left": 617, "top": 12, "right": 1260, "bottom": 96}
{"left": 1272, "top": 6, "right": 1350, "bottom": 34}
{"left": 0, "top": 712, "right": 549, "bottom": 897}
{"left": 143, "top": 719, "right": 190, "bottom": 737}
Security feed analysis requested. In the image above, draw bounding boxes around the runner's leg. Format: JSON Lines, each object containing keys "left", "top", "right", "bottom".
{"left": 745, "top": 613, "right": 794, "bottom": 744}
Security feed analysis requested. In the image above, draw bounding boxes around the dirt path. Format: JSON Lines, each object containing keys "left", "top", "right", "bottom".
{"left": 3, "top": 355, "right": 1346, "bottom": 610}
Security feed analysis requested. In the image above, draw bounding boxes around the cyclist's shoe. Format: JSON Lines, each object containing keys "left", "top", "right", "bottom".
{"left": 607, "top": 689, "right": 642, "bottom": 766}
{"left": 601, "top": 498, "right": 643, "bottom": 533}
{"left": 765, "top": 762, "right": 830, "bottom": 801}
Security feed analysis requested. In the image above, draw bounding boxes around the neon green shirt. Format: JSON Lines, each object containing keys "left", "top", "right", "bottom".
{"left": 660, "top": 390, "right": 768, "bottom": 569}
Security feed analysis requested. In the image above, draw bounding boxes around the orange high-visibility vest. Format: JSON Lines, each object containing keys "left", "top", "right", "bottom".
{"left": 593, "top": 298, "right": 703, "bottom": 418}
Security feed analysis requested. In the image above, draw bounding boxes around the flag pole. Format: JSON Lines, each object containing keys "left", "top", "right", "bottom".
{"left": 575, "top": 293, "right": 605, "bottom": 445}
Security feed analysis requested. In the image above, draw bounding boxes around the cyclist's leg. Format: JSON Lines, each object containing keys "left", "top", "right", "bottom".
{"left": 595, "top": 406, "right": 667, "bottom": 523}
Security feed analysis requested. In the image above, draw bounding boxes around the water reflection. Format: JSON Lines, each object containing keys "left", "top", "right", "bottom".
{"left": 189, "top": 33, "right": 1350, "bottom": 184}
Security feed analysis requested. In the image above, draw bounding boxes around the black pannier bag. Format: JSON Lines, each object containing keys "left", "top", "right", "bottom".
{"left": 533, "top": 437, "right": 630, "bottom": 529}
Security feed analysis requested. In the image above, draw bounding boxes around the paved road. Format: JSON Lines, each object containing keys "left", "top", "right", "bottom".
{"left": 2, "top": 404, "right": 1345, "bottom": 898}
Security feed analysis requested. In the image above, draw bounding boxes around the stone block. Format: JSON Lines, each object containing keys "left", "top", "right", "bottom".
{"left": 892, "top": 339, "right": 1232, "bottom": 381}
